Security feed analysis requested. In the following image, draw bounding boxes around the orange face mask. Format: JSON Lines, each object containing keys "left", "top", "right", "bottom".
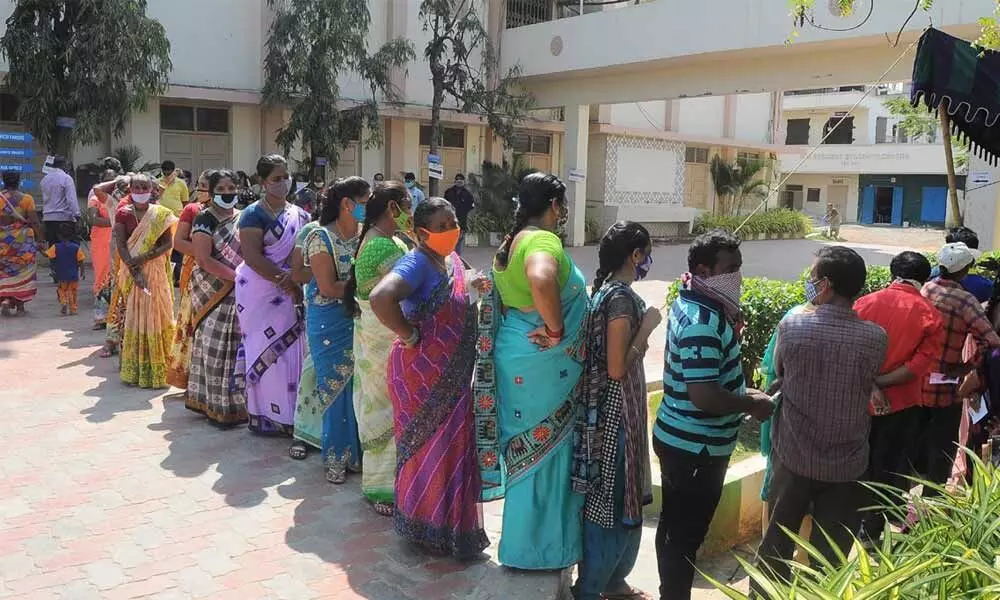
{"left": 420, "top": 226, "right": 461, "bottom": 257}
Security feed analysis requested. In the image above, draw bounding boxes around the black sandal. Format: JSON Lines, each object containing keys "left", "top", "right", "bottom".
{"left": 288, "top": 441, "right": 309, "bottom": 460}
{"left": 372, "top": 502, "right": 394, "bottom": 517}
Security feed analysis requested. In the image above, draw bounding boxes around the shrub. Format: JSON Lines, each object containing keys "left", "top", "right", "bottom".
{"left": 708, "top": 454, "right": 1000, "bottom": 599}
{"left": 693, "top": 209, "right": 812, "bottom": 238}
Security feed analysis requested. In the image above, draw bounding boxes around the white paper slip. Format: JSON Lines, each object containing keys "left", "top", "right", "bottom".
{"left": 929, "top": 373, "right": 961, "bottom": 385}
{"left": 969, "top": 397, "right": 990, "bottom": 424}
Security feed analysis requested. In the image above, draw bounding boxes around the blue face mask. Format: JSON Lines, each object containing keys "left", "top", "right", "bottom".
{"left": 405, "top": 181, "right": 414, "bottom": 189}
{"left": 804, "top": 279, "right": 822, "bottom": 304}
{"left": 352, "top": 201, "right": 366, "bottom": 222}
{"left": 635, "top": 254, "right": 653, "bottom": 281}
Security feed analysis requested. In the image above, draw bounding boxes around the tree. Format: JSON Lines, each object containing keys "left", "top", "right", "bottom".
{"left": 0, "top": 0, "right": 171, "bottom": 156}
{"left": 420, "top": 0, "right": 534, "bottom": 196}
{"left": 883, "top": 97, "right": 968, "bottom": 171}
{"left": 709, "top": 155, "right": 772, "bottom": 217}
{"left": 789, "top": 1, "right": 1000, "bottom": 50}
{"left": 262, "top": 0, "right": 414, "bottom": 178}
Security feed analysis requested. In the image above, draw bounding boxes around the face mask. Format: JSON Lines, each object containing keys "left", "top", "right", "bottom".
{"left": 804, "top": 279, "right": 823, "bottom": 304}
{"left": 635, "top": 254, "right": 653, "bottom": 281}
{"left": 420, "top": 226, "right": 461, "bottom": 257}
{"left": 454, "top": 180, "right": 465, "bottom": 188}
{"left": 703, "top": 271, "right": 743, "bottom": 305}
{"left": 266, "top": 177, "right": 292, "bottom": 198}
{"left": 405, "top": 181, "right": 415, "bottom": 189}
{"left": 393, "top": 205, "right": 412, "bottom": 232}
{"left": 214, "top": 193, "right": 238, "bottom": 209}
{"left": 352, "top": 201, "right": 366, "bottom": 222}
{"left": 132, "top": 192, "right": 151, "bottom": 205}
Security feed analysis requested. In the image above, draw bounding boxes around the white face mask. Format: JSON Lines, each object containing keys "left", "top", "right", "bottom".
{"left": 132, "top": 192, "right": 152, "bottom": 205}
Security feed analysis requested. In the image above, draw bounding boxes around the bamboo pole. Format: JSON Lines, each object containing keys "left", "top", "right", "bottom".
{"left": 940, "top": 104, "right": 962, "bottom": 227}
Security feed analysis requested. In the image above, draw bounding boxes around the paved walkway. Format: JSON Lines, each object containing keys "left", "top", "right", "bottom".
{"left": 1, "top": 233, "right": 931, "bottom": 599}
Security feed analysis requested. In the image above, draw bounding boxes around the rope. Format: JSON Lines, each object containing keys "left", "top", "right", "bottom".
{"left": 733, "top": 33, "right": 924, "bottom": 234}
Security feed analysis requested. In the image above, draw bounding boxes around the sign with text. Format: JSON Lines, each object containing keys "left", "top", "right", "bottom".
{"left": 428, "top": 162, "right": 444, "bottom": 180}
{"left": 42, "top": 155, "right": 57, "bottom": 175}
{"left": 427, "top": 153, "right": 441, "bottom": 164}
{"left": 568, "top": 168, "right": 585, "bottom": 183}
{"left": 780, "top": 145, "right": 948, "bottom": 175}
{"left": 970, "top": 171, "right": 992, "bottom": 185}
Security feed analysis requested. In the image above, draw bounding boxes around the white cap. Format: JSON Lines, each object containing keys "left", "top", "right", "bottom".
{"left": 938, "top": 242, "right": 979, "bottom": 273}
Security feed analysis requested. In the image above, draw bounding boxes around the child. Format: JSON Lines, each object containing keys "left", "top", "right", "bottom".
{"left": 571, "top": 221, "right": 660, "bottom": 600}
{"left": 45, "top": 222, "right": 85, "bottom": 315}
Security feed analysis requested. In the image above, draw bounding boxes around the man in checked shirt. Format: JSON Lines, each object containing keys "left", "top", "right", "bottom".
{"left": 919, "top": 242, "right": 1000, "bottom": 493}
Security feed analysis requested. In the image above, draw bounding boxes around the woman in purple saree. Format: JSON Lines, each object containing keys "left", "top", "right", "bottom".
{"left": 234, "top": 155, "right": 310, "bottom": 435}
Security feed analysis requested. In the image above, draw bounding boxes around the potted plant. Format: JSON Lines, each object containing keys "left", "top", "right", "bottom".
{"left": 468, "top": 157, "right": 538, "bottom": 247}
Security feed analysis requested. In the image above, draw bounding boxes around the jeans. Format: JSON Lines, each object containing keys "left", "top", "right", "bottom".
{"left": 653, "top": 441, "right": 730, "bottom": 600}
{"left": 862, "top": 406, "right": 921, "bottom": 534}
{"left": 754, "top": 459, "right": 864, "bottom": 593}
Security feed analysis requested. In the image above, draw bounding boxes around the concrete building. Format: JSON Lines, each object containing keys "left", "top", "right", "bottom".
{"left": 0, "top": 0, "right": 995, "bottom": 245}
{"left": 777, "top": 84, "right": 962, "bottom": 227}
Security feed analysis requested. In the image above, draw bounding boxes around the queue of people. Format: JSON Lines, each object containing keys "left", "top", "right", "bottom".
{"left": 6, "top": 152, "right": 1000, "bottom": 599}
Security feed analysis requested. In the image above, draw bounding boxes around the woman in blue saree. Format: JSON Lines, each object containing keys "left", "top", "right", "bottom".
{"left": 297, "top": 177, "right": 369, "bottom": 483}
{"left": 474, "top": 172, "right": 587, "bottom": 569}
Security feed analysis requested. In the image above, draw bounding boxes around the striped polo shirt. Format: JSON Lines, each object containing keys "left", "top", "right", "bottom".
{"left": 655, "top": 289, "right": 745, "bottom": 456}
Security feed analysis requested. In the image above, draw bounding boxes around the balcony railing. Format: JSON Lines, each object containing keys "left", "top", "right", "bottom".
{"left": 505, "top": 0, "right": 648, "bottom": 29}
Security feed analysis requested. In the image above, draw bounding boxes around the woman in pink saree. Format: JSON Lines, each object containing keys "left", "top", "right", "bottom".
{"left": 234, "top": 155, "right": 310, "bottom": 434}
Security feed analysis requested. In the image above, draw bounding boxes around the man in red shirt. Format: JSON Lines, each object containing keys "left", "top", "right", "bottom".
{"left": 854, "top": 251, "right": 944, "bottom": 537}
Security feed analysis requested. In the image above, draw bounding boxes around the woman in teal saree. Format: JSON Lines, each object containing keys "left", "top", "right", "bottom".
{"left": 475, "top": 173, "right": 586, "bottom": 570}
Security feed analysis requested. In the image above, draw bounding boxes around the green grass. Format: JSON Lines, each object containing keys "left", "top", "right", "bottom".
{"left": 647, "top": 392, "right": 762, "bottom": 464}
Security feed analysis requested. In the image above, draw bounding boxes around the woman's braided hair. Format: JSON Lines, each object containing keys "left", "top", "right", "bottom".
{"left": 494, "top": 172, "right": 567, "bottom": 268}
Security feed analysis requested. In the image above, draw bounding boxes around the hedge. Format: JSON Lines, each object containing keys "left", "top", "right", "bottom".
{"left": 693, "top": 209, "right": 813, "bottom": 238}
{"left": 666, "top": 264, "right": 895, "bottom": 386}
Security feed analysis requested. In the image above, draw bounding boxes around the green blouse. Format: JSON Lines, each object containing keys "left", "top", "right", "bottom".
{"left": 355, "top": 234, "right": 408, "bottom": 300}
{"left": 493, "top": 229, "right": 571, "bottom": 309}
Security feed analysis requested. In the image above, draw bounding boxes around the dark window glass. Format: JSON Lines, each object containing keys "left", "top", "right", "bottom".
{"left": 0, "top": 94, "right": 20, "bottom": 122}
{"left": 807, "top": 188, "right": 821, "bottom": 203}
{"left": 196, "top": 108, "right": 229, "bottom": 133}
{"left": 419, "top": 125, "right": 431, "bottom": 146}
{"left": 823, "top": 116, "right": 854, "bottom": 144}
{"left": 530, "top": 135, "right": 551, "bottom": 154}
{"left": 160, "top": 105, "right": 195, "bottom": 131}
{"left": 685, "top": 147, "right": 708, "bottom": 163}
{"left": 419, "top": 125, "right": 465, "bottom": 148}
{"left": 511, "top": 133, "right": 531, "bottom": 153}
{"left": 785, "top": 118, "right": 810, "bottom": 145}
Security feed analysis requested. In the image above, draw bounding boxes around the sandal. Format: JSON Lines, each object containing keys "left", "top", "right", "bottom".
{"left": 288, "top": 441, "right": 309, "bottom": 460}
{"left": 372, "top": 502, "right": 394, "bottom": 517}
{"left": 98, "top": 344, "right": 118, "bottom": 358}
{"left": 325, "top": 464, "right": 346, "bottom": 484}
{"left": 602, "top": 586, "right": 653, "bottom": 600}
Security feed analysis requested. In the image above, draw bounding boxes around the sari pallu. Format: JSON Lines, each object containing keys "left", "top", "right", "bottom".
{"left": 295, "top": 227, "right": 359, "bottom": 473}
{"left": 474, "top": 262, "right": 588, "bottom": 570}
{"left": 88, "top": 194, "right": 114, "bottom": 324}
{"left": 118, "top": 205, "right": 177, "bottom": 388}
{"left": 389, "top": 253, "right": 489, "bottom": 557}
{"left": 166, "top": 253, "right": 198, "bottom": 389}
{"left": 234, "top": 204, "right": 306, "bottom": 435}
{"left": 186, "top": 213, "right": 247, "bottom": 425}
{"left": 0, "top": 191, "right": 38, "bottom": 305}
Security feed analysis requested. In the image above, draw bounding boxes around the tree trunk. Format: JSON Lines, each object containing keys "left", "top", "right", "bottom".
{"left": 940, "top": 104, "right": 962, "bottom": 227}
{"left": 428, "top": 70, "right": 444, "bottom": 198}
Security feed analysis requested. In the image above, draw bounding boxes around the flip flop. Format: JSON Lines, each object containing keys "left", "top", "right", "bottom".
{"left": 602, "top": 586, "right": 653, "bottom": 600}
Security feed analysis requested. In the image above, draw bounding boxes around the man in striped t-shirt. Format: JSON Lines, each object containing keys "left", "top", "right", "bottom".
{"left": 654, "top": 230, "right": 773, "bottom": 600}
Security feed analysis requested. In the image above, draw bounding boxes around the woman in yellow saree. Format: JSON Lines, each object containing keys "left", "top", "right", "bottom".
{"left": 113, "top": 175, "right": 177, "bottom": 388}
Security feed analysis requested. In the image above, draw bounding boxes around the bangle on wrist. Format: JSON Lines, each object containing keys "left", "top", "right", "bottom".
{"left": 401, "top": 327, "right": 420, "bottom": 347}
{"left": 544, "top": 323, "right": 564, "bottom": 339}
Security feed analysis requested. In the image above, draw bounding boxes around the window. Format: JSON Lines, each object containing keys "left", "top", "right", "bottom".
{"left": 875, "top": 117, "right": 888, "bottom": 144}
{"left": 785, "top": 118, "right": 810, "bottom": 145}
{"left": 685, "top": 147, "right": 709, "bottom": 163}
{"left": 160, "top": 105, "right": 195, "bottom": 131}
{"left": 807, "top": 188, "right": 821, "bottom": 203}
{"left": 511, "top": 133, "right": 552, "bottom": 155}
{"left": 823, "top": 116, "right": 854, "bottom": 144}
{"left": 738, "top": 151, "right": 761, "bottom": 162}
{"left": 0, "top": 94, "right": 19, "bottom": 122}
{"left": 161, "top": 105, "right": 229, "bottom": 133}
{"left": 196, "top": 108, "right": 229, "bottom": 133}
{"left": 419, "top": 125, "right": 465, "bottom": 148}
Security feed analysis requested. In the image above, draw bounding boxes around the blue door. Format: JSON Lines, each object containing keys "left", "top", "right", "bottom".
{"left": 920, "top": 186, "right": 947, "bottom": 224}
{"left": 861, "top": 186, "right": 875, "bottom": 224}
{"left": 891, "top": 186, "right": 904, "bottom": 226}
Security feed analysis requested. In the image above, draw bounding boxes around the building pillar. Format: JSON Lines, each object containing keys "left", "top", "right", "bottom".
{"left": 723, "top": 94, "right": 737, "bottom": 139}
{"left": 563, "top": 104, "right": 589, "bottom": 247}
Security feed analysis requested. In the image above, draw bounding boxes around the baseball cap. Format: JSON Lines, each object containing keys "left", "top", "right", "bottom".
{"left": 938, "top": 242, "right": 980, "bottom": 273}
